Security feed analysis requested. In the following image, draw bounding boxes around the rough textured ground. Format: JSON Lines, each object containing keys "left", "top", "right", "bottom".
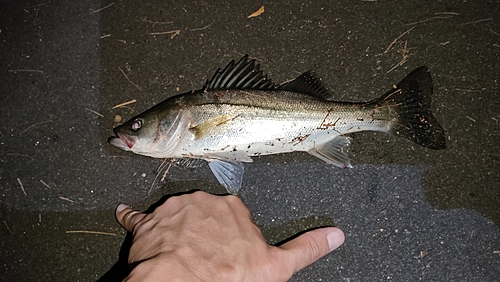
{"left": 1, "top": 0, "right": 499, "bottom": 281}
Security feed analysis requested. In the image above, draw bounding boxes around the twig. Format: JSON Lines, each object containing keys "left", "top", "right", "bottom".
{"left": 21, "top": 120, "right": 53, "bottom": 134}
{"left": 384, "top": 26, "right": 415, "bottom": 54}
{"left": 161, "top": 162, "right": 173, "bottom": 182}
{"left": 101, "top": 34, "right": 111, "bottom": 38}
{"left": 112, "top": 99, "right": 137, "bottom": 109}
{"left": 466, "top": 116, "right": 476, "bottom": 123}
{"left": 157, "top": 158, "right": 170, "bottom": 173}
{"left": 40, "top": 180, "right": 51, "bottom": 189}
{"left": 108, "top": 155, "right": 132, "bottom": 159}
{"left": 435, "top": 12, "right": 459, "bottom": 15}
{"left": 85, "top": 108, "right": 104, "bottom": 117}
{"left": 66, "top": 230, "right": 117, "bottom": 236}
{"left": 33, "top": 4, "right": 41, "bottom": 23}
{"left": 457, "top": 18, "right": 493, "bottom": 27}
{"left": 17, "top": 178, "right": 27, "bottom": 196}
{"left": 5, "top": 153, "right": 34, "bottom": 160}
{"left": 24, "top": 3, "right": 46, "bottom": 9}
{"left": 90, "top": 2, "right": 114, "bottom": 14}
{"left": 453, "top": 88, "right": 482, "bottom": 92}
{"left": 3, "top": 221, "right": 13, "bottom": 234}
{"left": 59, "top": 196, "right": 74, "bottom": 203}
{"left": 8, "top": 69, "right": 44, "bottom": 73}
{"left": 142, "top": 18, "right": 173, "bottom": 25}
{"left": 491, "top": 30, "right": 500, "bottom": 37}
{"left": 190, "top": 23, "right": 213, "bottom": 31}
{"left": 386, "top": 57, "right": 408, "bottom": 73}
{"left": 149, "top": 159, "right": 173, "bottom": 194}
{"left": 405, "top": 16, "right": 453, "bottom": 26}
{"left": 387, "top": 40, "right": 411, "bottom": 73}
{"left": 118, "top": 67, "right": 142, "bottom": 91}
{"left": 149, "top": 30, "right": 180, "bottom": 39}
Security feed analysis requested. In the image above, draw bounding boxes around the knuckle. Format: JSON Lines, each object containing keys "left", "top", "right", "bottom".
{"left": 305, "top": 234, "right": 326, "bottom": 261}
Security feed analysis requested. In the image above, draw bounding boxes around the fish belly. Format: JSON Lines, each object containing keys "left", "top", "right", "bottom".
{"left": 172, "top": 106, "right": 388, "bottom": 161}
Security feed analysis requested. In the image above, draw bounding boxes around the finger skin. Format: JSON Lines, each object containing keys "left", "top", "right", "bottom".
{"left": 115, "top": 204, "right": 146, "bottom": 233}
{"left": 279, "top": 227, "right": 345, "bottom": 274}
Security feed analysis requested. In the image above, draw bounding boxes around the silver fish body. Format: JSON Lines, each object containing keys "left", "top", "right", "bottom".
{"left": 109, "top": 56, "right": 445, "bottom": 194}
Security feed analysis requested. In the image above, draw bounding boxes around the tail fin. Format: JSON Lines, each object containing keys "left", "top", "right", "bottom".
{"left": 375, "top": 67, "right": 446, "bottom": 150}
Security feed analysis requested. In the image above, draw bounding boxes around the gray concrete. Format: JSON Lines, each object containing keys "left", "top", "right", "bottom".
{"left": 1, "top": 0, "right": 499, "bottom": 281}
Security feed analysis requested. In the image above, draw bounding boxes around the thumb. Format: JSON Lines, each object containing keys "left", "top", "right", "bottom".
{"left": 279, "top": 227, "right": 345, "bottom": 273}
{"left": 115, "top": 203, "right": 147, "bottom": 233}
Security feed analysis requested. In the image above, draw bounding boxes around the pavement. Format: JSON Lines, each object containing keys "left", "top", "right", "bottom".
{"left": 1, "top": 0, "right": 499, "bottom": 281}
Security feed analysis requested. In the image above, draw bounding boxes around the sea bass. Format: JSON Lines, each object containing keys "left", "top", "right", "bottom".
{"left": 108, "top": 55, "right": 445, "bottom": 194}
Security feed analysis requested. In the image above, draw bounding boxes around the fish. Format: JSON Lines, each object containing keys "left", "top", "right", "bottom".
{"left": 108, "top": 55, "right": 445, "bottom": 194}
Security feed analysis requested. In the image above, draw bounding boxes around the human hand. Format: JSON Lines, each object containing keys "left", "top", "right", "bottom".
{"left": 115, "top": 191, "right": 345, "bottom": 282}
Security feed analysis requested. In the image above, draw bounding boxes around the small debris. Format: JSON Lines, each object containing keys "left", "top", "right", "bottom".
{"left": 149, "top": 30, "right": 180, "bottom": 39}
{"left": 59, "top": 196, "right": 74, "bottom": 203}
{"left": 387, "top": 40, "right": 412, "bottom": 73}
{"left": 142, "top": 18, "right": 173, "bottom": 25}
{"left": 190, "top": 23, "right": 213, "bottom": 31}
{"left": 40, "top": 180, "right": 51, "bottom": 189}
{"left": 384, "top": 26, "right": 415, "bottom": 54}
{"left": 21, "top": 120, "right": 53, "bottom": 134}
{"left": 3, "top": 221, "right": 13, "bottom": 234}
{"left": 149, "top": 160, "right": 174, "bottom": 194}
{"left": 85, "top": 108, "right": 104, "bottom": 117}
{"left": 90, "top": 2, "right": 114, "bottom": 14}
{"left": 66, "top": 230, "right": 117, "bottom": 236}
{"left": 434, "top": 12, "right": 459, "bottom": 15}
{"left": 114, "top": 114, "right": 122, "bottom": 123}
{"left": 141, "top": 173, "right": 146, "bottom": 177}
{"left": 112, "top": 99, "right": 136, "bottom": 109}
{"left": 457, "top": 18, "right": 493, "bottom": 27}
{"left": 466, "top": 116, "right": 476, "bottom": 123}
{"left": 248, "top": 6, "right": 265, "bottom": 18}
{"left": 118, "top": 67, "right": 142, "bottom": 91}
{"left": 8, "top": 69, "right": 44, "bottom": 74}
{"left": 405, "top": 16, "right": 454, "bottom": 26}
{"left": 17, "top": 178, "right": 27, "bottom": 196}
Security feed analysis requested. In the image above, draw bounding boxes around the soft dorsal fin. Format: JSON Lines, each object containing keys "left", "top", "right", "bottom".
{"left": 204, "top": 55, "right": 276, "bottom": 90}
{"left": 278, "top": 71, "right": 333, "bottom": 100}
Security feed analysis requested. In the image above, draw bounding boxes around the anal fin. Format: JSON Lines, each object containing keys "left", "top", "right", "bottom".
{"left": 308, "top": 136, "right": 352, "bottom": 168}
{"left": 207, "top": 159, "right": 245, "bottom": 194}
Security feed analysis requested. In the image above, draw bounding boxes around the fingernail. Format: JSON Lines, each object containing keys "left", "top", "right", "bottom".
{"left": 116, "top": 203, "right": 129, "bottom": 213}
{"left": 327, "top": 228, "right": 345, "bottom": 252}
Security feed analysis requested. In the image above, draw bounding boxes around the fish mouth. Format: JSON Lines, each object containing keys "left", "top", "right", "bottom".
{"left": 108, "top": 132, "right": 136, "bottom": 150}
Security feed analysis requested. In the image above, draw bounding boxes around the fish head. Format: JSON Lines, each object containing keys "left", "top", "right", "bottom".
{"left": 108, "top": 107, "right": 190, "bottom": 158}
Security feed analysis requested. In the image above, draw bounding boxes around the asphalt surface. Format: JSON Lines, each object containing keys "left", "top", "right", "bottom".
{"left": 1, "top": 0, "right": 499, "bottom": 281}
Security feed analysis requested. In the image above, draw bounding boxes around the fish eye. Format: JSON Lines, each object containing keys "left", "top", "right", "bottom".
{"left": 131, "top": 119, "right": 142, "bottom": 131}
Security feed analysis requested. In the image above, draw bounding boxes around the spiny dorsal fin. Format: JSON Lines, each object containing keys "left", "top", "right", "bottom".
{"left": 278, "top": 71, "right": 333, "bottom": 100}
{"left": 204, "top": 55, "right": 276, "bottom": 90}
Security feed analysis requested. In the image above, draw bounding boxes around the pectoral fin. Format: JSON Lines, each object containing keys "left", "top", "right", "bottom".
{"left": 308, "top": 136, "right": 352, "bottom": 168}
{"left": 207, "top": 159, "right": 245, "bottom": 194}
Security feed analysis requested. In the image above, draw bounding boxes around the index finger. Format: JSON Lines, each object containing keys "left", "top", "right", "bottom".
{"left": 115, "top": 204, "right": 146, "bottom": 233}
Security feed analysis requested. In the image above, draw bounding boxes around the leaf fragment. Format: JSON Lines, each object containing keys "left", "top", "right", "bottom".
{"left": 248, "top": 6, "right": 265, "bottom": 18}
